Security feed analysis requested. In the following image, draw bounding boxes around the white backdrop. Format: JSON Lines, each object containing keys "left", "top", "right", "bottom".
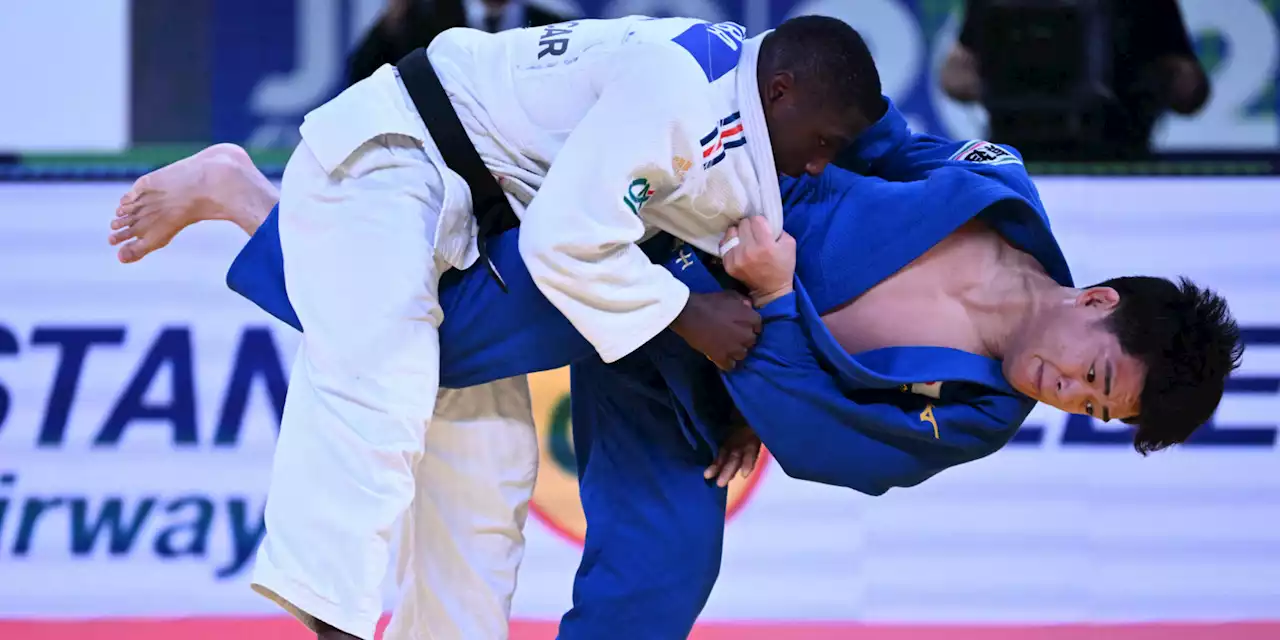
{"left": 0, "top": 178, "right": 1276, "bottom": 623}
{"left": 0, "top": 2, "right": 131, "bottom": 152}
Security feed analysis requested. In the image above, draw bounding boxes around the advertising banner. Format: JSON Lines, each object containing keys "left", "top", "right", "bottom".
{"left": 0, "top": 178, "right": 1276, "bottom": 637}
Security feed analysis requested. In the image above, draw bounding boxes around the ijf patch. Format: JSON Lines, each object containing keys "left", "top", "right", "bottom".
{"left": 949, "top": 140, "right": 1023, "bottom": 166}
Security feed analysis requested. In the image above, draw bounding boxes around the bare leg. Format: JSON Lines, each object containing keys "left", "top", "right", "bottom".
{"left": 110, "top": 143, "right": 279, "bottom": 263}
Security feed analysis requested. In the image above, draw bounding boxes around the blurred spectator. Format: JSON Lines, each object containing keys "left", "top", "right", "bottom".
{"left": 347, "top": 0, "right": 573, "bottom": 86}
{"left": 941, "top": 0, "right": 1210, "bottom": 161}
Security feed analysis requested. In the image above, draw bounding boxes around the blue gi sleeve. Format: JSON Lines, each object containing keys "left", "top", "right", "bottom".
{"left": 722, "top": 293, "right": 1027, "bottom": 495}
{"left": 835, "top": 98, "right": 1041, "bottom": 207}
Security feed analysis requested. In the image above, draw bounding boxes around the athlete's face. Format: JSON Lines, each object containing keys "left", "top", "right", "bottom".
{"left": 761, "top": 72, "right": 863, "bottom": 177}
{"left": 1002, "top": 287, "right": 1145, "bottom": 421}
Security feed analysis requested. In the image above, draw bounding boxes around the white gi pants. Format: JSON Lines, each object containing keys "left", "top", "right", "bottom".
{"left": 250, "top": 134, "right": 538, "bottom": 639}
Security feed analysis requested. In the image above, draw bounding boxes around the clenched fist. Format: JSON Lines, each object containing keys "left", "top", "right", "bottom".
{"left": 670, "top": 290, "right": 762, "bottom": 370}
{"left": 720, "top": 216, "right": 796, "bottom": 306}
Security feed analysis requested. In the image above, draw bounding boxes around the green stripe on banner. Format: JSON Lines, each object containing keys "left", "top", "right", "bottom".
{"left": 21, "top": 145, "right": 292, "bottom": 169}
{"left": 3, "top": 150, "right": 1277, "bottom": 181}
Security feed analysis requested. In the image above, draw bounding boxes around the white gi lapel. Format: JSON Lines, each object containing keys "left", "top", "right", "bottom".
{"left": 910, "top": 381, "right": 944, "bottom": 400}
{"left": 735, "top": 31, "right": 784, "bottom": 239}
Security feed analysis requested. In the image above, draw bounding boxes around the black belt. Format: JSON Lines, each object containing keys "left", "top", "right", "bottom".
{"left": 395, "top": 48, "right": 519, "bottom": 291}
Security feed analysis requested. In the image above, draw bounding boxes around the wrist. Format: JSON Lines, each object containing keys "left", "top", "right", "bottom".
{"left": 751, "top": 284, "right": 793, "bottom": 307}
{"left": 669, "top": 296, "right": 696, "bottom": 335}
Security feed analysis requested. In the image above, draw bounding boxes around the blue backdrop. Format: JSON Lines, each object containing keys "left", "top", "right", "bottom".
{"left": 182, "top": 0, "right": 1280, "bottom": 151}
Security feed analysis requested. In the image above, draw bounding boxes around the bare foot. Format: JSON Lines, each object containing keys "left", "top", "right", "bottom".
{"left": 110, "top": 143, "right": 278, "bottom": 263}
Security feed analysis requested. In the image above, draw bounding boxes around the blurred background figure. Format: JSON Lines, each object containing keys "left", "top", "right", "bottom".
{"left": 347, "top": 0, "right": 575, "bottom": 85}
{"left": 941, "top": 0, "right": 1210, "bottom": 161}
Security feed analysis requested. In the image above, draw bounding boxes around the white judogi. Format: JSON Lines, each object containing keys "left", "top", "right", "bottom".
{"left": 252, "top": 16, "right": 782, "bottom": 639}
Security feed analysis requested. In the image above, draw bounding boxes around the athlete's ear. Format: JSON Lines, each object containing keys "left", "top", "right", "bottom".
{"left": 764, "top": 70, "right": 794, "bottom": 106}
{"left": 1076, "top": 286, "right": 1121, "bottom": 310}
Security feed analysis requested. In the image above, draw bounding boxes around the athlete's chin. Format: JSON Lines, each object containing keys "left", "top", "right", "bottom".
{"left": 1004, "top": 354, "right": 1038, "bottom": 401}
{"left": 773, "top": 157, "right": 804, "bottom": 178}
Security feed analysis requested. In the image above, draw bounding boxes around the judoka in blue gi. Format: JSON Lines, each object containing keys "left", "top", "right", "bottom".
{"left": 111, "top": 100, "right": 1241, "bottom": 638}
{"left": 551, "top": 102, "right": 1245, "bottom": 638}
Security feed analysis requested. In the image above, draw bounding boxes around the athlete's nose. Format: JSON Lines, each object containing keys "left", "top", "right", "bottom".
{"left": 1055, "top": 376, "right": 1087, "bottom": 406}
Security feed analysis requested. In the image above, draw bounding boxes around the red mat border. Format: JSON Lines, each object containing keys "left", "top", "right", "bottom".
{"left": 1, "top": 618, "right": 1277, "bottom": 639}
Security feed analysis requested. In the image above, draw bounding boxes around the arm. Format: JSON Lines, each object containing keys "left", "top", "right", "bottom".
{"left": 519, "top": 43, "right": 756, "bottom": 364}
{"left": 347, "top": 0, "right": 453, "bottom": 87}
{"left": 724, "top": 293, "right": 1025, "bottom": 494}
{"left": 833, "top": 99, "right": 1026, "bottom": 184}
{"left": 1140, "top": 0, "right": 1209, "bottom": 115}
{"left": 716, "top": 218, "right": 1026, "bottom": 494}
{"left": 837, "top": 1, "right": 1027, "bottom": 185}
{"left": 826, "top": 102, "right": 1043, "bottom": 223}
{"left": 941, "top": 45, "right": 982, "bottom": 104}
{"left": 942, "top": 0, "right": 983, "bottom": 103}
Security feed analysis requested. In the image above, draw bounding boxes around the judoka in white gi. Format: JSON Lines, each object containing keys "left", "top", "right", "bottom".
{"left": 109, "top": 15, "right": 884, "bottom": 640}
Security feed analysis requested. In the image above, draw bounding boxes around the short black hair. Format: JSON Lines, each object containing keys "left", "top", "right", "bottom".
{"left": 760, "top": 15, "right": 885, "bottom": 122}
{"left": 1093, "top": 276, "right": 1244, "bottom": 454}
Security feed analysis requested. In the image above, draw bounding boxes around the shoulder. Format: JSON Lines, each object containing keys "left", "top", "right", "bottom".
{"left": 620, "top": 39, "right": 717, "bottom": 83}
{"left": 603, "top": 40, "right": 724, "bottom": 115}
{"left": 946, "top": 139, "right": 1025, "bottom": 168}
{"left": 613, "top": 19, "right": 748, "bottom": 85}
{"left": 943, "top": 139, "right": 1042, "bottom": 202}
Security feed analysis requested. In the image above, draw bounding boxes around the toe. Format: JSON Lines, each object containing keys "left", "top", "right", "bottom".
{"left": 119, "top": 179, "right": 149, "bottom": 206}
{"left": 118, "top": 239, "right": 148, "bottom": 263}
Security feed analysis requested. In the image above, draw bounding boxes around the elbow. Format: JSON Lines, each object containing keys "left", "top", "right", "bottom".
{"left": 940, "top": 46, "right": 982, "bottom": 104}
{"left": 767, "top": 444, "right": 822, "bottom": 483}
{"left": 941, "top": 74, "right": 981, "bottom": 104}
{"left": 1159, "top": 56, "right": 1211, "bottom": 116}
{"left": 1172, "top": 73, "right": 1210, "bottom": 116}
{"left": 771, "top": 452, "right": 888, "bottom": 496}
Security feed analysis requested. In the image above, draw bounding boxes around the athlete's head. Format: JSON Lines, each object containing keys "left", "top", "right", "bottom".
{"left": 1003, "top": 276, "right": 1243, "bottom": 454}
{"left": 758, "top": 15, "right": 884, "bottom": 178}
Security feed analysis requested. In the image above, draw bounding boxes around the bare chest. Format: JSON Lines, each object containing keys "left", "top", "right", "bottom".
{"left": 822, "top": 223, "right": 1008, "bottom": 357}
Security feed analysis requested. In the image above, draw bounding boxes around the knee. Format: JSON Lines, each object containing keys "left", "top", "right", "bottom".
{"left": 668, "top": 524, "right": 723, "bottom": 604}
{"left": 561, "top": 532, "right": 721, "bottom": 640}
{"left": 599, "top": 517, "right": 726, "bottom": 617}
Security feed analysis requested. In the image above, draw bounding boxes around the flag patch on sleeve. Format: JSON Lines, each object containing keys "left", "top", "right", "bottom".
{"left": 949, "top": 140, "right": 1023, "bottom": 166}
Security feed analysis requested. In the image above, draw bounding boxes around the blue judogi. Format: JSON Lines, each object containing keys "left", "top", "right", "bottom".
{"left": 227, "top": 200, "right": 594, "bottom": 390}
{"left": 557, "top": 107, "right": 1074, "bottom": 638}
{"left": 226, "top": 101, "right": 1073, "bottom": 638}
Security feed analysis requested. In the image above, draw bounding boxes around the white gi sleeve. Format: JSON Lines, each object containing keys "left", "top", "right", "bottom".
{"left": 518, "top": 43, "right": 713, "bottom": 363}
